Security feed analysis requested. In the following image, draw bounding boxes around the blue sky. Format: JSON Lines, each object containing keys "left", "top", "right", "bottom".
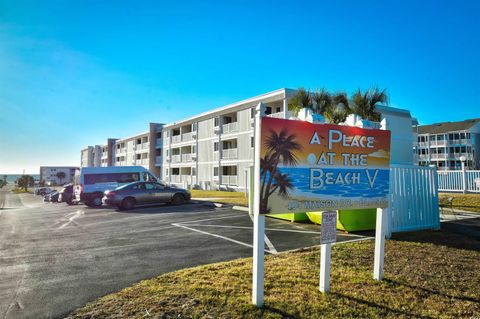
{"left": 1, "top": 0, "right": 479, "bottom": 174}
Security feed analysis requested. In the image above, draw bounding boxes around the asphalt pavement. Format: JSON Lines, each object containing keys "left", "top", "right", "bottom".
{"left": 0, "top": 187, "right": 368, "bottom": 319}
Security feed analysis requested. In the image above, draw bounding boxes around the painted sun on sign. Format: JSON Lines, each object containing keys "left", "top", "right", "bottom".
{"left": 258, "top": 117, "right": 391, "bottom": 214}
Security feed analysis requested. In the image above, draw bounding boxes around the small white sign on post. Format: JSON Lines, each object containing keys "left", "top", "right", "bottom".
{"left": 320, "top": 211, "right": 337, "bottom": 245}
{"left": 319, "top": 211, "right": 336, "bottom": 293}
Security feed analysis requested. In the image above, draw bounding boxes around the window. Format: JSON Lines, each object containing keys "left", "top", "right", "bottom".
{"left": 192, "top": 145, "right": 196, "bottom": 153}
{"left": 145, "top": 183, "right": 156, "bottom": 190}
{"left": 129, "top": 183, "right": 145, "bottom": 190}
{"left": 213, "top": 167, "right": 219, "bottom": 177}
{"left": 214, "top": 142, "right": 219, "bottom": 152}
{"left": 156, "top": 132, "right": 162, "bottom": 139}
{"left": 251, "top": 136, "right": 254, "bottom": 148}
{"left": 251, "top": 108, "right": 255, "bottom": 118}
{"left": 192, "top": 168, "right": 196, "bottom": 175}
{"left": 142, "top": 172, "right": 157, "bottom": 182}
{"left": 166, "top": 168, "right": 169, "bottom": 176}
{"left": 136, "top": 154, "right": 141, "bottom": 160}
{"left": 84, "top": 173, "right": 140, "bottom": 185}
{"left": 137, "top": 139, "right": 141, "bottom": 144}
{"left": 192, "top": 123, "right": 197, "bottom": 131}
{"left": 276, "top": 107, "right": 281, "bottom": 113}
{"left": 156, "top": 149, "right": 162, "bottom": 156}
{"left": 265, "top": 106, "right": 272, "bottom": 115}
{"left": 214, "top": 117, "right": 219, "bottom": 127}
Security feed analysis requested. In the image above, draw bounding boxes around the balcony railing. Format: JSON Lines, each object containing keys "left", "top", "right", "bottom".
{"left": 171, "top": 175, "right": 181, "bottom": 183}
{"left": 222, "top": 122, "right": 238, "bottom": 134}
{"left": 449, "top": 139, "right": 471, "bottom": 145}
{"left": 182, "top": 132, "right": 193, "bottom": 142}
{"left": 431, "top": 153, "right": 447, "bottom": 160}
{"left": 156, "top": 138, "right": 162, "bottom": 147}
{"left": 222, "top": 148, "right": 238, "bottom": 159}
{"left": 182, "top": 153, "right": 194, "bottom": 162}
{"left": 171, "top": 135, "right": 182, "bottom": 143}
{"left": 171, "top": 155, "right": 181, "bottom": 163}
{"left": 221, "top": 175, "right": 238, "bottom": 186}
{"left": 268, "top": 111, "right": 292, "bottom": 119}
{"left": 430, "top": 140, "right": 447, "bottom": 146}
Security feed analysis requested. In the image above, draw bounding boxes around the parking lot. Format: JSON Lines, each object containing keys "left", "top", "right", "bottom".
{"left": 0, "top": 190, "right": 370, "bottom": 319}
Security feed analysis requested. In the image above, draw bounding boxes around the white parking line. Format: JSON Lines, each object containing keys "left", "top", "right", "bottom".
{"left": 172, "top": 223, "right": 276, "bottom": 254}
{"left": 57, "top": 210, "right": 84, "bottom": 229}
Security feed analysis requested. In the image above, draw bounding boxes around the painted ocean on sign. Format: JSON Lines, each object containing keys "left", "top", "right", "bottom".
{"left": 276, "top": 167, "right": 390, "bottom": 199}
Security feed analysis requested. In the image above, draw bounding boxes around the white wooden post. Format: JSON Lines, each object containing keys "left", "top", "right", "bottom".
{"left": 374, "top": 207, "right": 387, "bottom": 280}
{"left": 283, "top": 97, "right": 288, "bottom": 119}
{"left": 319, "top": 243, "right": 331, "bottom": 292}
{"left": 252, "top": 102, "right": 266, "bottom": 307}
{"left": 461, "top": 157, "right": 467, "bottom": 194}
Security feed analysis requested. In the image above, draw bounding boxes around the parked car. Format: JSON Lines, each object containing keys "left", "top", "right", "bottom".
{"left": 58, "top": 184, "right": 74, "bottom": 205}
{"left": 73, "top": 166, "right": 159, "bottom": 207}
{"left": 102, "top": 181, "right": 191, "bottom": 210}
{"left": 35, "top": 187, "right": 53, "bottom": 196}
{"left": 44, "top": 191, "right": 59, "bottom": 203}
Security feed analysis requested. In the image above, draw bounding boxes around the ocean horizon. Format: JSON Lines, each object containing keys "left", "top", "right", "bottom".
{"left": 1, "top": 174, "right": 40, "bottom": 183}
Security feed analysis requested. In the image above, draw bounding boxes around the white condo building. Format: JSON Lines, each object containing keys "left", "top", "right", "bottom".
{"left": 39, "top": 166, "right": 79, "bottom": 186}
{"left": 80, "top": 88, "right": 414, "bottom": 190}
{"left": 414, "top": 118, "right": 480, "bottom": 170}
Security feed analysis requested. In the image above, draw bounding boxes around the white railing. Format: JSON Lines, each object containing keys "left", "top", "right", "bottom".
{"left": 172, "top": 135, "right": 182, "bottom": 143}
{"left": 388, "top": 165, "right": 440, "bottom": 235}
{"left": 438, "top": 170, "right": 480, "bottom": 193}
{"left": 171, "top": 175, "right": 181, "bottom": 183}
{"left": 140, "top": 159, "right": 149, "bottom": 165}
{"left": 430, "top": 140, "right": 446, "bottom": 146}
{"left": 222, "top": 122, "right": 238, "bottom": 133}
{"left": 222, "top": 148, "right": 238, "bottom": 159}
{"left": 182, "top": 153, "right": 194, "bottom": 162}
{"left": 430, "top": 153, "right": 447, "bottom": 160}
{"left": 182, "top": 132, "right": 193, "bottom": 142}
{"left": 221, "top": 175, "right": 237, "bottom": 186}
{"left": 171, "top": 155, "right": 181, "bottom": 163}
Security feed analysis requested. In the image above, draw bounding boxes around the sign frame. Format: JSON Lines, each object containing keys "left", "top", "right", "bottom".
{"left": 251, "top": 102, "right": 390, "bottom": 307}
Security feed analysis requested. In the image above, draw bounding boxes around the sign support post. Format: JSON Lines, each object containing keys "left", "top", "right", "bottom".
{"left": 319, "top": 243, "right": 331, "bottom": 292}
{"left": 374, "top": 207, "right": 387, "bottom": 280}
{"left": 252, "top": 102, "right": 265, "bottom": 307}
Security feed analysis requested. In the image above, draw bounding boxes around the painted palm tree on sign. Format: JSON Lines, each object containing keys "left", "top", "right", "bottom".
{"left": 351, "top": 86, "right": 388, "bottom": 122}
{"left": 260, "top": 128, "right": 302, "bottom": 213}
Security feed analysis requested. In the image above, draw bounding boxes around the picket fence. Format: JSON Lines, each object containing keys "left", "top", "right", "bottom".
{"left": 387, "top": 165, "right": 440, "bottom": 236}
{"left": 437, "top": 170, "right": 480, "bottom": 193}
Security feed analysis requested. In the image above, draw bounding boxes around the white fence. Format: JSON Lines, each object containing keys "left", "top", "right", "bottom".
{"left": 388, "top": 165, "right": 440, "bottom": 235}
{"left": 437, "top": 170, "right": 480, "bottom": 193}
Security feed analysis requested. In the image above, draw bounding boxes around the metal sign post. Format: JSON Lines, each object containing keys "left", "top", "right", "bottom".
{"left": 319, "top": 211, "right": 337, "bottom": 293}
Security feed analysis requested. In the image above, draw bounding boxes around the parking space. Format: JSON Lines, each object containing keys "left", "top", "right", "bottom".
{"left": 0, "top": 192, "right": 370, "bottom": 319}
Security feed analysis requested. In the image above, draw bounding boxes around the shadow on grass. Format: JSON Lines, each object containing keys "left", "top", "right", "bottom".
{"left": 384, "top": 278, "right": 480, "bottom": 304}
{"left": 331, "top": 292, "right": 436, "bottom": 319}
{"left": 391, "top": 226, "right": 480, "bottom": 251}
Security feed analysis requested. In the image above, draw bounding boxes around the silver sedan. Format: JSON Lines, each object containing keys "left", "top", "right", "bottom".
{"left": 102, "top": 181, "right": 191, "bottom": 210}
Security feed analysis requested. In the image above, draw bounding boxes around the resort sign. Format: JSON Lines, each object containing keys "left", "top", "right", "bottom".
{"left": 258, "top": 117, "right": 391, "bottom": 214}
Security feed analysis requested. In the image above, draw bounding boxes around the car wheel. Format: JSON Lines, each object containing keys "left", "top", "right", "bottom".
{"left": 171, "top": 194, "right": 185, "bottom": 205}
{"left": 121, "top": 197, "right": 135, "bottom": 210}
{"left": 91, "top": 195, "right": 103, "bottom": 207}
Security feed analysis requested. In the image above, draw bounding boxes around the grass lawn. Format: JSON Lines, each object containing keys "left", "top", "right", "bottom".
{"left": 439, "top": 193, "right": 480, "bottom": 213}
{"left": 68, "top": 229, "right": 480, "bottom": 319}
{"left": 11, "top": 187, "right": 33, "bottom": 194}
{"left": 191, "top": 190, "right": 248, "bottom": 206}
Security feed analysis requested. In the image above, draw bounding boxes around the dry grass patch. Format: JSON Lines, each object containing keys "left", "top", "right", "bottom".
{"left": 439, "top": 193, "right": 480, "bottom": 213}
{"left": 68, "top": 230, "right": 480, "bottom": 319}
{"left": 190, "top": 190, "right": 246, "bottom": 199}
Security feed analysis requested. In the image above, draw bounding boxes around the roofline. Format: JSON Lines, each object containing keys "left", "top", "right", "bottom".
{"left": 114, "top": 131, "right": 150, "bottom": 143}
{"left": 164, "top": 88, "right": 294, "bottom": 128}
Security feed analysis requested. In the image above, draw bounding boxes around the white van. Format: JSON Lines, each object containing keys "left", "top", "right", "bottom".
{"left": 73, "top": 166, "right": 159, "bottom": 207}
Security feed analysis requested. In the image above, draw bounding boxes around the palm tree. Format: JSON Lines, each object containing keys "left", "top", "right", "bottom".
{"left": 288, "top": 88, "right": 312, "bottom": 116}
{"left": 260, "top": 129, "right": 302, "bottom": 213}
{"left": 351, "top": 86, "right": 388, "bottom": 122}
{"left": 56, "top": 171, "right": 66, "bottom": 185}
{"left": 311, "top": 88, "right": 352, "bottom": 124}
